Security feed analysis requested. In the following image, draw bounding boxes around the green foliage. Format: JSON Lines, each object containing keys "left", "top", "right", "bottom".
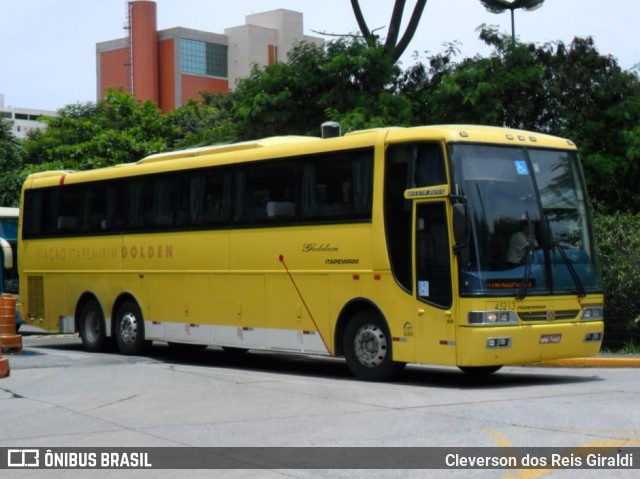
{"left": 230, "top": 38, "right": 411, "bottom": 139}
{"left": 0, "top": 119, "right": 23, "bottom": 206}
{"left": 22, "top": 90, "right": 178, "bottom": 172}
{"left": 168, "top": 95, "right": 238, "bottom": 148}
{"left": 402, "top": 26, "right": 640, "bottom": 212}
{"left": 594, "top": 211, "right": 640, "bottom": 349}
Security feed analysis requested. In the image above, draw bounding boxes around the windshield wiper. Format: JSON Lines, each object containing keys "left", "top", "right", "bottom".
{"left": 552, "top": 240, "right": 586, "bottom": 297}
{"left": 516, "top": 243, "right": 534, "bottom": 300}
{"left": 516, "top": 212, "right": 535, "bottom": 300}
{"left": 542, "top": 214, "right": 586, "bottom": 297}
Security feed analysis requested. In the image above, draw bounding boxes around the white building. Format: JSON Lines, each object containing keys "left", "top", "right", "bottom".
{"left": 0, "top": 94, "right": 57, "bottom": 140}
{"left": 225, "top": 9, "right": 323, "bottom": 87}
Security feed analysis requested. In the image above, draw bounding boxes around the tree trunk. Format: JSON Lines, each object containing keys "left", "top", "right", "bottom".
{"left": 350, "top": 0, "right": 428, "bottom": 62}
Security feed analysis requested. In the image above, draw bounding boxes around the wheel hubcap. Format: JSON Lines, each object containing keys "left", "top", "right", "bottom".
{"left": 120, "top": 313, "right": 138, "bottom": 346}
{"left": 353, "top": 324, "right": 387, "bottom": 368}
{"left": 85, "top": 311, "right": 100, "bottom": 343}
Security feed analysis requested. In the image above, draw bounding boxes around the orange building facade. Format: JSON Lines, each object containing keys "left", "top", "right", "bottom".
{"left": 96, "top": 1, "right": 321, "bottom": 113}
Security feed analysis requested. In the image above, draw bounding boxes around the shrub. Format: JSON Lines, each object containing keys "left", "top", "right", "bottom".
{"left": 594, "top": 211, "right": 640, "bottom": 349}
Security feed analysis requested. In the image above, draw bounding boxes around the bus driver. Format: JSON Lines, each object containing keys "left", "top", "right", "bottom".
{"left": 507, "top": 221, "right": 538, "bottom": 266}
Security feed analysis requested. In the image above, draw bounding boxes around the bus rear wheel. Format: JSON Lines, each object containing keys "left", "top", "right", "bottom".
{"left": 114, "top": 300, "right": 149, "bottom": 355}
{"left": 343, "top": 311, "right": 405, "bottom": 381}
{"left": 78, "top": 299, "right": 108, "bottom": 352}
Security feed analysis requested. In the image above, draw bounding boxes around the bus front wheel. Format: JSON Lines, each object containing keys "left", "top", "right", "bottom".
{"left": 78, "top": 299, "right": 108, "bottom": 352}
{"left": 114, "top": 300, "right": 150, "bottom": 355}
{"left": 343, "top": 311, "right": 405, "bottom": 381}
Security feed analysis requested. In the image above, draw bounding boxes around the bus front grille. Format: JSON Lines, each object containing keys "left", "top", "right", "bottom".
{"left": 27, "top": 276, "right": 45, "bottom": 321}
{"left": 518, "top": 310, "right": 580, "bottom": 322}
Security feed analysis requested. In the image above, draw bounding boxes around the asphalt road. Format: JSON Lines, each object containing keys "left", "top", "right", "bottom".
{"left": 1, "top": 334, "right": 639, "bottom": 478}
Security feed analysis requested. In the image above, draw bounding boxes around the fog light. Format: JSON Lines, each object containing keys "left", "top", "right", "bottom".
{"left": 487, "top": 337, "right": 511, "bottom": 349}
{"left": 584, "top": 332, "right": 603, "bottom": 342}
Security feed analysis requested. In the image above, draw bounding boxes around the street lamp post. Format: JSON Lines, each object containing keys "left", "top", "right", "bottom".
{"left": 480, "top": 0, "right": 546, "bottom": 40}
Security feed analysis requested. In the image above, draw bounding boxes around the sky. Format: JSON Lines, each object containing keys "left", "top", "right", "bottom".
{"left": 1, "top": 0, "right": 639, "bottom": 111}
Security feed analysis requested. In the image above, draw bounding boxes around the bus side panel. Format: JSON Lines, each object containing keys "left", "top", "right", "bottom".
{"left": 21, "top": 236, "right": 123, "bottom": 333}
{"left": 124, "top": 231, "right": 229, "bottom": 345}
{"left": 38, "top": 274, "right": 70, "bottom": 332}
{"left": 144, "top": 273, "right": 211, "bottom": 344}
{"left": 354, "top": 271, "right": 419, "bottom": 364}
{"left": 266, "top": 273, "right": 329, "bottom": 353}
{"left": 228, "top": 224, "right": 373, "bottom": 355}
{"left": 353, "top": 275, "right": 459, "bottom": 366}
{"left": 210, "top": 274, "right": 267, "bottom": 348}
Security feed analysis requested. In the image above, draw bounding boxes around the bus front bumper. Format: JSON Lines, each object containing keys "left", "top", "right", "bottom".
{"left": 456, "top": 321, "right": 604, "bottom": 367}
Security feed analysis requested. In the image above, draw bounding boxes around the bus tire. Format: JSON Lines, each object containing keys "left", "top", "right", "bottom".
{"left": 114, "top": 300, "right": 149, "bottom": 355}
{"left": 78, "top": 299, "right": 108, "bottom": 352}
{"left": 459, "top": 365, "right": 502, "bottom": 376}
{"left": 343, "top": 311, "right": 405, "bottom": 381}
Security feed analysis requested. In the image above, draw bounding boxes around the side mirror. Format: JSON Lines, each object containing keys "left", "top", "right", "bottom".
{"left": 452, "top": 203, "right": 468, "bottom": 247}
{"left": 0, "top": 238, "right": 12, "bottom": 269}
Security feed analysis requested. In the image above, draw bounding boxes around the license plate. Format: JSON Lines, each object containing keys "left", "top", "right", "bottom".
{"left": 540, "top": 334, "right": 561, "bottom": 344}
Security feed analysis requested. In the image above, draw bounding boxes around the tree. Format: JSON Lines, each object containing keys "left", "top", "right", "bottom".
{"left": 0, "top": 119, "right": 23, "bottom": 206}
{"left": 480, "top": 0, "right": 545, "bottom": 39}
{"left": 167, "top": 94, "right": 238, "bottom": 149}
{"left": 594, "top": 211, "right": 640, "bottom": 349}
{"left": 22, "top": 90, "right": 179, "bottom": 172}
{"left": 230, "top": 38, "right": 410, "bottom": 139}
{"left": 399, "top": 27, "right": 550, "bottom": 129}
{"left": 350, "top": 0, "right": 428, "bottom": 62}
{"left": 398, "top": 26, "right": 640, "bottom": 212}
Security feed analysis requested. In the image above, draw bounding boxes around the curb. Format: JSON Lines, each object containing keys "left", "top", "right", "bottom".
{"left": 524, "top": 357, "right": 640, "bottom": 368}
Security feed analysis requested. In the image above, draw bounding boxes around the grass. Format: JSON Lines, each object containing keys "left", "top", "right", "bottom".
{"left": 601, "top": 341, "right": 640, "bottom": 355}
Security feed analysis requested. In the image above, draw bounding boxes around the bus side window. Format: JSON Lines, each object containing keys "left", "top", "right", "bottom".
{"left": 413, "top": 143, "right": 447, "bottom": 187}
{"left": 300, "top": 149, "right": 373, "bottom": 221}
{"left": 57, "top": 186, "right": 82, "bottom": 234}
{"left": 151, "top": 178, "right": 175, "bottom": 227}
{"left": 176, "top": 169, "right": 232, "bottom": 228}
{"left": 80, "top": 183, "right": 110, "bottom": 232}
{"left": 105, "top": 183, "right": 124, "bottom": 231}
{"left": 126, "top": 179, "right": 145, "bottom": 229}
{"left": 202, "top": 170, "right": 232, "bottom": 225}
{"left": 24, "top": 189, "right": 56, "bottom": 238}
{"left": 234, "top": 159, "right": 297, "bottom": 225}
{"left": 385, "top": 142, "right": 447, "bottom": 294}
{"left": 384, "top": 145, "right": 415, "bottom": 292}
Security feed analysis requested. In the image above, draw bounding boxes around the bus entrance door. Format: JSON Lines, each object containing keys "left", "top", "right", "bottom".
{"left": 413, "top": 201, "right": 456, "bottom": 366}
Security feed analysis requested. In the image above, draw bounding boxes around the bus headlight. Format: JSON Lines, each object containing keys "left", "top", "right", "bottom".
{"left": 468, "top": 311, "right": 517, "bottom": 325}
{"left": 581, "top": 305, "right": 604, "bottom": 321}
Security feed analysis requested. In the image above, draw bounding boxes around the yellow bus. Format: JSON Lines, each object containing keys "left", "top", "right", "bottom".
{"left": 18, "top": 125, "right": 604, "bottom": 380}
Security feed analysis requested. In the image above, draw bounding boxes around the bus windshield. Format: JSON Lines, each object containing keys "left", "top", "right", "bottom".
{"left": 451, "top": 143, "right": 602, "bottom": 298}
